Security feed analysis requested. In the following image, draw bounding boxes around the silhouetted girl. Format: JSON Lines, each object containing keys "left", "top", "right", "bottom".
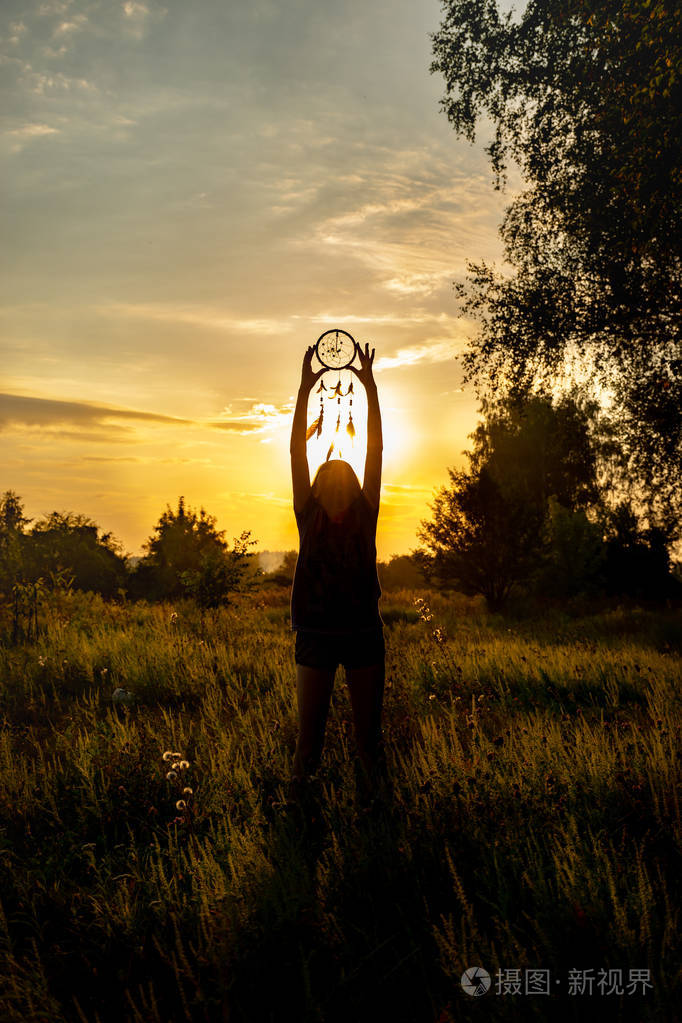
{"left": 289, "top": 343, "right": 385, "bottom": 800}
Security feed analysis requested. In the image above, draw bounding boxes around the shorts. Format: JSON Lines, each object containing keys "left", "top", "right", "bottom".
{"left": 295, "top": 627, "right": 385, "bottom": 671}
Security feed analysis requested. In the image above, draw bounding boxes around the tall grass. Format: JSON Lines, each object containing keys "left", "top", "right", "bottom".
{"left": 0, "top": 588, "right": 680, "bottom": 1021}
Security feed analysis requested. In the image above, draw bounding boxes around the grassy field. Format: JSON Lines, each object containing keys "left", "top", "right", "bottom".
{"left": 0, "top": 586, "right": 680, "bottom": 1022}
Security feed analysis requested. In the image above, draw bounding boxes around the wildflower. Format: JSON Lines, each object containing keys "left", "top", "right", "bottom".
{"left": 171, "top": 762, "right": 181, "bottom": 770}
{"left": 166, "top": 771, "right": 178, "bottom": 781}
{"left": 176, "top": 800, "right": 187, "bottom": 811}
{"left": 162, "top": 751, "right": 174, "bottom": 762}
{"left": 178, "top": 760, "right": 190, "bottom": 770}
{"left": 38, "top": 656, "right": 46, "bottom": 667}
{"left": 182, "top": 787, "right": 193, "bottom": 796}
{"left": 169, "top": 612, "right": 178, "bottom": 624}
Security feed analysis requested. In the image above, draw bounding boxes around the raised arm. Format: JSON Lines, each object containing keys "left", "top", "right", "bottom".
{"left": 291, "top": 346, "right": 323, "bottom": 516}
{"left": 351, "top": 343, "right": 382, "bottom": 510}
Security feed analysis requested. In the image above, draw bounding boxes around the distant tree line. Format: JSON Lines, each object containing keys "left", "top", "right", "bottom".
{"left": 0, "top": 493, "right": 257, "bottom": 609}
{"left": 260, "top": 550, "right": 428, "bottom": 591}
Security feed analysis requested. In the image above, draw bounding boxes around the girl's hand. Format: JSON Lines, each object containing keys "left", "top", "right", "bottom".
{"left": 300, "top": 346, "right": 324, "bottom": 391}
{"left": 350, "top": 342, "right": 376, "bottom": 389}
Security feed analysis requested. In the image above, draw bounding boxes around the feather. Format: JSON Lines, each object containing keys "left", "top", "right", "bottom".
{"left": 316, "top": 380, "right": 326, "bottom": 393}
{"left": 306, "top": 416, "right": 320, "bottom": 441}
{"left": 346, "top": 413, "right": 355, "bottom": 439}
{"left": 325, "top": 442, "right": 335, "bottom": 462}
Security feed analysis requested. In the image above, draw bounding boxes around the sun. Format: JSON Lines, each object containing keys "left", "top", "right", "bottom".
{"left": 305, "top": 373, "right": 411, "bottom": 484}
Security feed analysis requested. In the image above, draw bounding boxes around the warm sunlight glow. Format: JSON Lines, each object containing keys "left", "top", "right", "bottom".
{"left": 306, "top": 369, "right": 368, "bottom": 483}
{"left": 0, "top": 0, "right": 509, "bottom": 559}
{"left": 304, "top": 373, "right": 413, "bottom": 486}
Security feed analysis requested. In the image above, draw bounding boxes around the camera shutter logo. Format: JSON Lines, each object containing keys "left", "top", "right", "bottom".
{"left": 461, "top": 966, "right": 491, "bottom": 997}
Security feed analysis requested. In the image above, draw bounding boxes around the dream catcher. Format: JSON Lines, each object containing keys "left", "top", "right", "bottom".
{"left": 306, "top": 328, "right": 358, "bottom": 462}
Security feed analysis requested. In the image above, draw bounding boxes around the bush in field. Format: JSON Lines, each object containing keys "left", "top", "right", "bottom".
{"left": 0, "top": 491, "right": 127, "bottom": 599}
{"left": 131, "top": 496, "right": 256, "bottom": 605}
{"left": 179, "top": 531, "right": 258, "bottom": 609}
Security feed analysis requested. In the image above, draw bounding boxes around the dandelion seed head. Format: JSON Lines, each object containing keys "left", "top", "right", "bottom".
{"left": 162, "top": 751, "right": 174, "bottom": 761}
{"left": 166, "top": 771, "right": 178, "bottom": 781}
{"left": 179, "top": 760, "right": 190, "bottom": 770}
{"left": 182, "top": 787, "right": 193, "bottom": 796}
{"left": 176, "top": 799, "right": 187, "bottom": 811}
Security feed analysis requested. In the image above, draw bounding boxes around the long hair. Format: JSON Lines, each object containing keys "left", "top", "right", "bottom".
{"left": 311, "top": 459, "right": 362, "bottom": 508}
{"left": 308, "top": 459, "right": 365, "bottom": 544}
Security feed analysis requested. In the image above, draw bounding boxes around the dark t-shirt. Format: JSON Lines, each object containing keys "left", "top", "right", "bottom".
{"left": 290, "top": 493, "right": 382, "bottom": 633}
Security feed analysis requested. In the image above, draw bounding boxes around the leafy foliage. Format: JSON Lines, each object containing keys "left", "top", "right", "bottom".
{"left": 418, "top": 462, "right": 543, "bottom": 610}
{"left": 0, "top": 493, "right": 127, "bottom": 599}
{"left": 132, "top": 496, "right": 257, "bottom": 605}
{"left": 431, "top": 0, "right": 682, "bottom": 509}
{"left": 179, "top": 531, "right": 258, "bottom": 609}
{"left": 418, "top": 395, "right": 604, "bottom": 607}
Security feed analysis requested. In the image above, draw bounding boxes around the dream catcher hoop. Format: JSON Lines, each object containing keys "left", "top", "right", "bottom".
{"left": 306, "top": 329, "right": 359, "bottom": 461}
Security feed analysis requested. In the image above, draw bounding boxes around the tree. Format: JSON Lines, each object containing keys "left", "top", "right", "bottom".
{"left": 469, "top": 393, "right": 602, "bottom": 512}
{"left": 133, "top": 496, "right": 256, "bottom": 604}
{"left": 1, "top": 494, "right": 127, "bottom": 598}
{"left": 601, "top": 501, "right": 678, "bottom": 600}
{"left": 431, "top": 0, "right": 682, "bottom": 514}
{"left": 28, "top": 511, "right": 127, "bottom": 597}
{"left": 418, "top": 464, "right": 543, "bottom": 610}
{"left": 534, "top": 497, "right": 607, "bottom": 599}
{"left": 0, "top": 491, "right": 30, "bottom": 596}
{"left": 0, "top": 491, "right": 30, "bottom": 534}
{"left": 417, "top": 393, "right": 605, "bottom": 608}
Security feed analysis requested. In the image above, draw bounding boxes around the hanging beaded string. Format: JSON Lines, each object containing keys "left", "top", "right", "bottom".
{"left": 346, "top": 380, "right": 355, "bottom": 438}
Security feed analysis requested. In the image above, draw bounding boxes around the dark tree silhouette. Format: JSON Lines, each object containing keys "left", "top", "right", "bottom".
{"left": 418, "top": 464, "right": 543, "bottom": 611}
{"left": 431, "top": 0, "right": 682, "bottom": 515}
{"left": 0, "top": 490, "right": 30, "bottom": 535}
{"left": 28, "top": 511, "right": 127, "bottom": 598}
{"left": 417, "top": 395, "right": 605, "bottom": 608}
{"left": 133, "top": 496, "right": 255, "bottom": 605}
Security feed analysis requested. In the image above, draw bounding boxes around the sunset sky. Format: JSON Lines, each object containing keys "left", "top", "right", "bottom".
{"left": 1, "top": 0, "right": 515, "bottom": 561}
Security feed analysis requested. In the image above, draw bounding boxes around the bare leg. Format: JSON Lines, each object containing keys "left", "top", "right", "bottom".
{"left": 292, "top": 664, "right": 336, "bottom": 781}
{"left": 345, "top": 662, "right": 385, "bottom": 792}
